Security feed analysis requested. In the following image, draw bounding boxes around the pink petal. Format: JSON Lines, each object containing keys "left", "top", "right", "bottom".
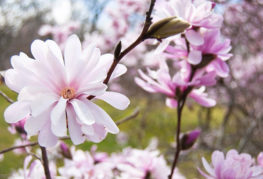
{"left": 165, "top": 98, "right": 178, "bottom": 108}
{"left": 4, "top": 101, "right": 30, "bottom": 123}
{"left": 212, "top": 59, "right": 229, "bottom": 78}
{"left": 67, "top": 106, "right": 85, "bottom": 145}
{"left": 70, "top": 99, "right": 95, "bottom": 125}
{"left": 202, "top": 157, "right": 215, "bottom": 177}
{"left": 50, "top": 97, "right": 67, "bottom": 137}
{"left": 84, "top": 100, "right": 119, "bottom": 134}
{"left": 185, "top": 30, "right": 204, "bottom": 46}
{"left": 96, "top": 91, "right": 130, "bottom": 110}
{"left": 38, "top": 121, "right": 58, "bottom": 147}
{"left": 189, "top": 90, "right": 216, "bottom": 107}
{"left": 188, "top": 50, "right": 202, "bottom": 65}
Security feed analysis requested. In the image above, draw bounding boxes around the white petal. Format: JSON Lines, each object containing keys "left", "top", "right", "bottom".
{"left": 31, "top": 94, "right": 57, "bottom": 117}
{"left": 70, "top": 99, "right": 95, "bottom": 125}
{"left": 65, "top": 34, "right": 82, "bottom": 67}
{"left": 31, "top": 39, "right": 48, "bottom": 61}
{"left": 202, "top": 157, "right": 215, "bottom": 177}
{"left": 45, "top": 40, "right": 64, "bottom": 65}
{"left": 84, "top": 100, "right": 119, "bottom": 134}
{"left": 4, "top": 101, "right": 30, "bottom": 123}
{"left": 96, "top": 91, "right": 130, "bottom": 110}
{"left": 111, "top": 64, "right": 127, "bottom": 80}
{"left": 67, "top": 106, "right": 85, "bottom": 145}
{"left": 38, "top": 121, "right": 58, "bottom": 147}
{"left": 24, "top": 110, "right": 50, "bottom": 136}
{"left": 50, "top": 97, "right": 67, "bottom": 137}
{"left": 77, "top": 83, "right": 107, "bottom": 96}
{"left": 86, "top": 124, "right": 107, "bottom": 143}
{"left": 81, "top": 125, "right": 94, "bottom": 136}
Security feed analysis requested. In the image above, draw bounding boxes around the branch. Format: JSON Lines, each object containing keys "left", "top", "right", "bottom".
{"left": 0, "top": 142, "right": 38, "bottom": 154}
{"left": 0, "top": 89, "right": 14, "bottom": 103}
{"left": 116, "top": 107, "right": 140, "bottom": 125}
{"left": 40, "top": 147, "right": 51, "bottom": 179}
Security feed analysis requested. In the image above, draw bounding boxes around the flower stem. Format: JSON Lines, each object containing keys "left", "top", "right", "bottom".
{"left": 168, "top": 97, "right": 186, "bottom": 179}
{"left": 40, "top": 146, "right": 51, "bottom": 179}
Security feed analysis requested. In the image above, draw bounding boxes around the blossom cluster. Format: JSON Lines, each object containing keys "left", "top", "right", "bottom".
{"left": 9, "top": 144, "right": 186, "bottom": 179}
{"left": 136, "top": 0, "right": 232, "bottom": 108}
{"left": 200, "top": 149, "right": 263, "bottom": 179}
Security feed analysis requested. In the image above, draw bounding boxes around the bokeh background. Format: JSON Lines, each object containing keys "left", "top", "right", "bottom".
{"left": 0, "top": 0, "right": 263, "bottom": 178}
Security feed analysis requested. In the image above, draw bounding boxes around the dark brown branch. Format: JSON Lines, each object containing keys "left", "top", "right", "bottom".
{"left": 40, "top": 147, "right": 51, "bottom": 179}
{"left": 0, "top": 142, "right": 38, "bottom": 154}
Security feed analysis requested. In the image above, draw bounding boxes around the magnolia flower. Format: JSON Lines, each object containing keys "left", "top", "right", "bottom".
{"left": 154, "top": 0, "right": 223, "bottom": 47}
{"left": 135, "top": 60, "right": 216, "bottom": 108}
{"left": 200, "top": 150, "right": 263, "bottom": 179}
{"left": 9, "top": 156, "right": 57, "bottom": 179}
{"left": 4, "top": 34, "right": 130, "bottom": 147}
{"left": 166, "top": 29, "right": 232, "bottom": 77}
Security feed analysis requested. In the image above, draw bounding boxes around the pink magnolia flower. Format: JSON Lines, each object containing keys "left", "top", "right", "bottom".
{"left": 154, "top": 0, "right": 223, "bottom": 51}
{"left": 135, "top": 60, "right": 216, "bottom": 108}
{"left": 166, "top": 29, "right": 232, "bottom": 77}
{"left": 4, "top": 34, "right": 130, "bottom": 147}
{"left": 9, "top": 156, "right": 57, "bottom": 179}
{"left": 200, "top": 150, "right": 263, "bottom": 179}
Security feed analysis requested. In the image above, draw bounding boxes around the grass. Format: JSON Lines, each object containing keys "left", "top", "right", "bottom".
{"left": 0, "top": 85, "right": 225, "bottom": 178}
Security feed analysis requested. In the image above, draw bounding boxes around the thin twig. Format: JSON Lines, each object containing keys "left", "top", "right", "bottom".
{"left": 0, "top": 90, "right": 14, "bottom": 103}
{"left": 116, "top": 107, "right": 140, "bottom": 125}
{"left": 0, "top": 142, "right": 38, "bottom": 154}
{"left": 40, "top": 147, "right": 51, "bottom": 179}
{"left": 168, "top": 97, "right": 186, "bottom": 179}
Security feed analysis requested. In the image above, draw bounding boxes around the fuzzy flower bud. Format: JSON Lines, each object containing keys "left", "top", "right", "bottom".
{"left": 146, "top": 16, "right": 190, "bottom": 40}
{"left": 59, "top": 142, "right": 72, "bottom": 159}
{"left": 181, "top": 129, "right": 201, "bottom": 150}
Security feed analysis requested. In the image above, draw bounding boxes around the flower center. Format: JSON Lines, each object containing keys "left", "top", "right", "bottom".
{"left": 61, "top": 87, "right": 75, "bottom": 99}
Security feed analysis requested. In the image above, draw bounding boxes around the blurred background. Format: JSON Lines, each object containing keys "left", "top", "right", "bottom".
{"left": 0, "top": 0, "right": 263, "bottom": 178}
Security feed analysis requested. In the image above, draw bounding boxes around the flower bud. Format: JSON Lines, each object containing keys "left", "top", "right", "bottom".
{"left": 146, "top": 16, "right": 190, "bottom": 40}
{"left": 181, "top": 129, "right": 201, "bottom": 150}
{"left": 59, "top": 142, "right": 72, "bottom": 159}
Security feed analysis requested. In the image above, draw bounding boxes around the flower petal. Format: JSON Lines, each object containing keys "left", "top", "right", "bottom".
{"left": 83, "top": 100, "right": 119, "bottom": 134}
{"left": 38, "top": 121, "right": 58, "bottom": 147}
{"left": 70, "top": 99, "right": 95, "bottom": 125}
{"left": 50, "top": 97, "right": 67, "bottom": 137}
{"left": 31, "top": 94, "right": 58, "bottom": 117}
{"left": 185, "top": 30, "right": 204, "bottom": 46}
{"left": 67, "top": 106, "right": 85, "bottom": 145}
{"left": 4, "top": 101, "right": 30, "bottom": 123}
{"left": 188, "top": 50, "right": 202, "bottom": 65}
{"left": 96, "top": 91, "right": 130, "bottom": 110}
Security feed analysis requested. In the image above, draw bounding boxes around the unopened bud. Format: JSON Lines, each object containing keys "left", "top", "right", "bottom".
{"left": 181, "top": 129, "right": 201, "bottom": 150}
{"left": 146, "top": 17, "right": 190, "bottom": 40}
{"left": 60, "top": 142, "right": 72, "bottom": 159}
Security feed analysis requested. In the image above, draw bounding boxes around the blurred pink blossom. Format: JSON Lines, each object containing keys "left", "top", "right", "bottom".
{"left": 135, "top": 60, "right": 216, "bottom": 108}
{"left": 4, "top": 34, "right": 130, "bottom": 147}
{"left": 200, "top": 150, "right": 263, "bottom": 179}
